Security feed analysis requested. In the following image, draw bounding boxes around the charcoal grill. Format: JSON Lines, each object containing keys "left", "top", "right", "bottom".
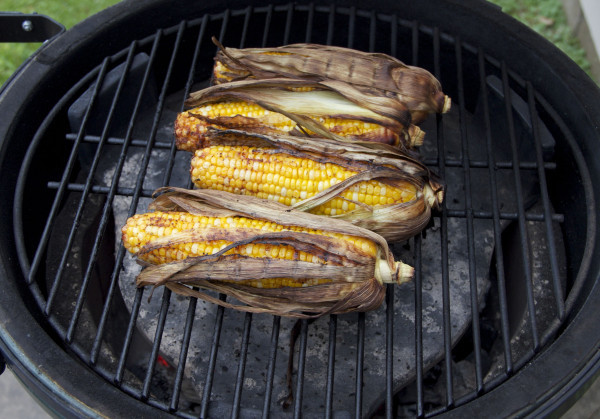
{"left": 1, "top": 0, "right": 600, "bottom": 417}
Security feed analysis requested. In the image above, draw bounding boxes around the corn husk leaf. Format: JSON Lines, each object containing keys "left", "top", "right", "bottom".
{"left": 130, "top": 187, "right": 414, "bottom": 318}
{"left": 185, "top": 78, "right": 421, "bottom": 150}
{"left": 131, "top": 188, "right": 412, "bottom": 318}
{"left": 211, "top": 37, "right": 451, "bottom": 124}
{"left": 195, "top": 128, "right": 444, "bottom": 241}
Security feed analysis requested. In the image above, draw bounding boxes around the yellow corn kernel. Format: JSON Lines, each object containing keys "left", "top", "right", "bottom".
{"left": 175, "top": 100, "right": 398, "bottom": 152}
{"left": 190, "top": 146, "right": 416, "bottom": 216}
{"left": 121, "top": 210, "right": 376, "bottom": 269}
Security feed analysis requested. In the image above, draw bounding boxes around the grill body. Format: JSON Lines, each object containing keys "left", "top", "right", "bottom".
{"left": 0, "top": 0, "right": 599, "bottom": 417}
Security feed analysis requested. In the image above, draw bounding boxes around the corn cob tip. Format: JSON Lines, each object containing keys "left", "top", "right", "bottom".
{"left": 423, "top": 184, "right": 444, "bottom": 209}
{"left": 376, "top": 258, "right": 414, "bottom": 285}
{"left": 408, "top": 125, "right": 425, "bottom": 147}
{"left": 442, "top": 95, "right": 452, "bottom": 113}
{"left": 395, "top": 261, "right": 414, "bottom": 285}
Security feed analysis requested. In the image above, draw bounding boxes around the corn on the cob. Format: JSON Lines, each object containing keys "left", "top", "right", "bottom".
{"left": 190, "top": 145, "right": 416, "bottom": 216}
{"left": 122, "top": 210, "right": 377, "bottom": 268}
{"left": 123, "top": 188, "right": 414, "bottom": 318}
{"left": 183, "top": 129, "right": 443, "bottom": 242}
{"left": 178, "top": 85, "right": 423, "bottom": 151}
{"left": 210, "top": 38, "right": 450, "bottom": 124}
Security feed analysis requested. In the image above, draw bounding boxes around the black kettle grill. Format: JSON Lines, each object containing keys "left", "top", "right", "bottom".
{"left": 0, "top": 1, "right": 599, "bottom": 417}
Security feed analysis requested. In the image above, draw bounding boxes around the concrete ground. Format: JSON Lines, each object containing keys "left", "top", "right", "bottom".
{"left": 0, "top": 363, "right": 598, "bottom": 417}
{"left": 0, "top": 368, "right": 50, "bottom": 418}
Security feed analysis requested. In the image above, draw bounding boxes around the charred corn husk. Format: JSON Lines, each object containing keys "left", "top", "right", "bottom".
{"left": 179, "top": 83, "right": 423, "bottom": 151}
{"left": 122, "top": 187, "right": 414, "bottom": 318}
{"left": 210, "top": 38, "right": 451, "bottom": 124}
{"left": 186, "top": 129, "right": 443, "bottom": 242}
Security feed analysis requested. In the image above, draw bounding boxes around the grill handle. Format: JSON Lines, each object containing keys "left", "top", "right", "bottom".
{"left": 0, "top": 12, "right": 64, "bottom": 43}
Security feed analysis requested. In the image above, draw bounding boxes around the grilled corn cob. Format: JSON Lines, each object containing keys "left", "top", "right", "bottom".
{"left": 123, "top": 188, "right": 414, "bottom": 318}
{"left": 190, "top": 145, "right": 416, "bottom": 215}
{"left": 210, "top": 38, "right": 450, "bottom": 124}
{"left": 178, "top": 85, "right": 423, "bottom": 151}
{"left": 184, "top": 129, "right": 443, "bottom": 242}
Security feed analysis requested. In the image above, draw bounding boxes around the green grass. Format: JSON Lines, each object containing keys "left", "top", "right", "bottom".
{"left": 488, "top": 0, "right": 592, "bottom": 76}
{"left": 0, "top": 0, "right": 593, "bottom": 86}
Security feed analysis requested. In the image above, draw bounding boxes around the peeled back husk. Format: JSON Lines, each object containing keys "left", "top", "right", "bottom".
{"left": 210, "top": 37, "right": 451, "bottom": 124}
{"left": 128, "top": 187, "right": 414, "bottom": 318}
{"left": 184, "top": 78, "right": 423, "bottom": 150}
{"left": 192, "top": 128, "right": 444, "bottom": 242}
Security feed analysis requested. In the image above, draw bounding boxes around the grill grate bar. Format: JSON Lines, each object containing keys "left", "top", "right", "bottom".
{"left": 531, "top": 89, "right": 594, "bottom": 318}
{"left": 293, "top": 319, "right": 309, "bottom": 419}
{"left": 385, "top": 284, "right": 394, "bottom": 418}
{"left": 109, "top": 27, "right": 177, "bottom": 384}
{"left": 217, "top": 8, "right": 230, "bottom": 45}
{"left": 239, "top": 6, "right": 252, "bottom": 48}
{"left": 355, "top": 312, "right": 366, "bottom": 417}
{"left": 200, "top": 298, "right": 226, "bottom": 418}
{"left": 166, "top": 16, "right": 211, "bottom": 412}
{"left": 232, "top": 313, "right": 253, "bottom": 418}
{"left": 137, "top": 22, "right": 191, "bottom": 400}
{"left": 413, "top": 235, "right": 425, "bottom": 418}
{"left": 115, "top": 287, "right": 145, "bottom": 384}
{"left": 262, "top": 316, "right": 281, "bottom": 417}
{"left": 42, "top": 57, "right": 111, "bottom": 316}
{"left": 445, "top": 209, "right": 563, "bottom": 222}
{"left": 324, "top": 315, "right": 337, "bottom": 419}
{"left": 434, "top": 27, "right": 455, "bottom": 408}
{"left": 424, "top": 158, "right": 557, "bottom": 170}
{"left": 87, "top": 42, "right": 140, "bottom": 365}
{"left": 411, "top": 20, "right": 425, "bottom": 419}
{"left": 170, "top": 294, "right": 198, "bottom": 411}
{"left": 64, "top": 134, "right": 172, "bottom": 152}
{"left": 479, "top": 48, "right": 514, "bottom": 375}
{"left": 142, "top": 288, "right": 172, "bottom": 400}
{"left": 56, "top": 55, "right": 131, "bottom": 342}
{"left": 347, "top": 6, "right": 356, "bottom": 49}
{"left": 283, "top": 3, "right": 294, "bottom": 45}
{"left": 46, "top": 182, "right": 154, "bottom": 197}
{"left": 390, "top": 14, "right": 397, "bottom": 57}
{"left": 62, "top": 135, "right": 558, "bottom": 170}
{"left": 70, "top": 20, "right": 186, "bottom": 346}
{"left": 527, "top": 82, "right": 566, "bottom": 320}
{"left": 369, "top": 10, "right": 376, "bottom": 53}
{"left": 501, "top": 62, "right": 540, "bottom": 351}
{"left": 411, "top": 21, "right": 419, "bottom": 66}
{"left": 326, "top": 4, "right": 335, "bottom": 46}
{"left": 44, "top": 179, "right": 567, "bottom": 224}
{"left": 162, "top": 22, "right": 193, "bottom": 186}
{"left": 261, "top": 4, "right": 273, "bottom": 48}
{"left": 456, "top": 37, "right": 484, "bottom": 393}
{"left": 19, "top": 67, "right": 104, "bottom": 285}
{"left": 305, "top": 2, "right": 315, "bottom": 43}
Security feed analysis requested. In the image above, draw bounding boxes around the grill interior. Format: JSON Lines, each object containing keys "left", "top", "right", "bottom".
{"left": 5, "top": 2, "right": 596, "bottom": 417}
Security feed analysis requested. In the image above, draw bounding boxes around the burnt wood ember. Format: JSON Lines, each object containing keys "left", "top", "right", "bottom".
{"left": 0, "top": 1, "right": 599, "bottom": 418}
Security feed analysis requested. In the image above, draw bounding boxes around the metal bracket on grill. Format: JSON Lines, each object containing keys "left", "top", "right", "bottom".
{"left": 0, "top": 13, "right": 64, "bottom": 43}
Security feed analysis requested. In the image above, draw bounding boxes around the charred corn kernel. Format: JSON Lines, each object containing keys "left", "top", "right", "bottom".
{"left": 174, "top": 102, "right": 399, "bottom": 152}
{"left": 190, "top": 145, "right": 416, "bottom": 215}
{"left": 122, "top": 210, "right": 378, "bottom": 288}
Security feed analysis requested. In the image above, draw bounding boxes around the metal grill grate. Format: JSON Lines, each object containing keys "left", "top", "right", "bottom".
{"left": 11, "top": 3, "right": 592, "bottom": 418}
